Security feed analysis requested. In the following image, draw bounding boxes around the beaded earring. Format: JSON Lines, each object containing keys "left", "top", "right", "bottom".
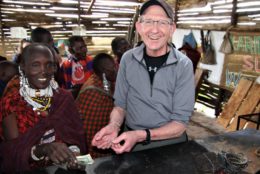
{"left": 50, "top": 76, "right": 58, "bottom": 91}
{"left": 102, "top": 73, "right": 110, "bottom": 94}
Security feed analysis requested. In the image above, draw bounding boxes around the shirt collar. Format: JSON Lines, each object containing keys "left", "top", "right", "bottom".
{"left": 132, "top": 43, "right": 178, "bottom": 65}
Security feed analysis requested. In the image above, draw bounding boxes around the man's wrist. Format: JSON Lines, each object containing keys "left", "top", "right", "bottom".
{"left": 109, "top": 121, "right": 121, "bottom": 131}
{"left": 142, "top": 129, "right": 151, "bottom": 145}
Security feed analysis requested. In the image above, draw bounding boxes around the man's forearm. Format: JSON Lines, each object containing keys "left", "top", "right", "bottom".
{"left": 109, "top": 106, "right": 125, "bottom": 128}
{"left": 150, "top": 121, "right": 186, "bottom": 141}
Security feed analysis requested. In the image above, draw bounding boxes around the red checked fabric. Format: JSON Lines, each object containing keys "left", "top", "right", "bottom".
{"left": 76, "top": 74, "right": 114, "bottom": 158}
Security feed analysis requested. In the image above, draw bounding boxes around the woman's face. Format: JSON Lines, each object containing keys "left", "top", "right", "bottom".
{"left": 22, "top": 51, "right": 56, "bottom": 89}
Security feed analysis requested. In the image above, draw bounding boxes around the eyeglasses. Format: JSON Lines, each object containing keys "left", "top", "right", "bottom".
{"left": 140, "top": 18, "right": 173, "bottom": 28}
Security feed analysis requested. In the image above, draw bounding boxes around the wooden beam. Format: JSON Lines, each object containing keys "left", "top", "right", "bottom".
{"left": 86, "top": 0, "right": 95, "bottom": 14}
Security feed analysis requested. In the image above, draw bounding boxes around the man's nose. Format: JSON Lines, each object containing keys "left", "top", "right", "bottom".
{"left": 151, "top": 21, "right": 160, "bottom": 31}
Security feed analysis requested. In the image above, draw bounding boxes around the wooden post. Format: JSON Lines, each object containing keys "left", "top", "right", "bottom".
{"left": 231, "top": 0, "right": 238, "bottom": 27}
{"left": 0, "top": 2, "right": 6, "bottom": 57}
{"left": 77, "top": 0, "right": 81, "bottom": 26}
{"left": 128, "top": 7, "right": 139, "bottom": 46}
{"left": 174, "top": 0, "right": 179, "bottom": 28}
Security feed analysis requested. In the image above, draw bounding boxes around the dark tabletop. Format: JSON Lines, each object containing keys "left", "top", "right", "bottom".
{"left": 86, "top": 141, "right": 209, "bottom": 174}
{"left": 27, "top": 129, "right": 260, "bottom": 174}
{"left": 85, "top": 129, "right": 260, "bottom": 174}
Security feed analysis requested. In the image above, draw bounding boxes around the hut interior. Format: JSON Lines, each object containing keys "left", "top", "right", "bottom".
{"left": 0, "top": 0, "right": 260, "bottom": 135}
{"left": 1, "top": 1, "right": 260, "bottom": 173}
{"left": 1, "top": 0, "right": 260, "bottom": 57}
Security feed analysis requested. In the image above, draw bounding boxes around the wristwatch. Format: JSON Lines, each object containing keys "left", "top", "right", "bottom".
{"left": 142, "top": 129, "right": 151, "bottom": 145}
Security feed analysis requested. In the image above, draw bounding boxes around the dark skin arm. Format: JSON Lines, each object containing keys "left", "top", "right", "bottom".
{"left": 2, "top": 113, "right": 82, "bottom": 169}
{"left": 2, "top": 113, "right": 19, "bottom": 140}
{"left": 34, "top": 142, "right": 79, "bottom": 168}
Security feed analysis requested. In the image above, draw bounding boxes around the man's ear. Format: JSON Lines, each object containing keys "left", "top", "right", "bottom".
{"left": 167, "top": 25, "right": 175, "bottom": 43}
{"left": 135, "top": 20, "right": 141, "bottom": 34}
{"left": 169, "top": 23, "right": 176, "bottom": 38}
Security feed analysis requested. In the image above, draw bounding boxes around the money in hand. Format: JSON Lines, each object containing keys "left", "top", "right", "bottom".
{"left": 76, "top": 154, "right": 94, "bottom": 165}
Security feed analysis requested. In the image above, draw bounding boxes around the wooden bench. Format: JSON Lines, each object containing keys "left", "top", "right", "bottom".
{"left": 195, "top": 69, "right": 232, "bottom": 116}
{"left": 217, "top": 78, "right": 260, "bottom": 131}
{"left": 194, "top": 68, "right": 204, "bottom": 100}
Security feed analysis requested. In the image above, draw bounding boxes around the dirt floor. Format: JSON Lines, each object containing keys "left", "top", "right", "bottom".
{"left": 187, "top": 111, "right": 227, "bottom": 140}
{"left": 188, "top": 111, "right": 260, "bottom": 174}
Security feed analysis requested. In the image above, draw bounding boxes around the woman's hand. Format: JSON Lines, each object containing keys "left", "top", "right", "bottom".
{"left": 35, "top": 142, "right": 77, "bottom": 165}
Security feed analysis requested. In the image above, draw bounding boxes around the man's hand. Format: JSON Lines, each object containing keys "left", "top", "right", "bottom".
{"left": 111, "top": 130, "right": 146, "bottom": 154}
{"left": 91, "top": 122, "right": 120, "bottom": 149}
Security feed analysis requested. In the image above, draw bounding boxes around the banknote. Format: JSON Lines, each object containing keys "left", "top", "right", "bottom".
{"left": 76, "top": 154, "right": 94, "bottom": 165}
{"left": 53, "top": 154, "right": 94, "bottom": 171}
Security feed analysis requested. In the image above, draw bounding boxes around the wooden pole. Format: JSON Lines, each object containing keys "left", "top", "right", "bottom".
{"left": 174, "top": 0, "right": 179, "bottom": 28}
{"left": 0, "top": 0, "right": 6, "bottom": 57}
{"left": 86, "top": 0, "right": 95, "bottom": 14}
{"left": 77, "top": 0, "right": 81, "bottom": 26}
{"left": 231, "top": 0, "right": 238, "bottom": 27}
{"left": 128, "top": 7, "right": 139, "bottom": 46}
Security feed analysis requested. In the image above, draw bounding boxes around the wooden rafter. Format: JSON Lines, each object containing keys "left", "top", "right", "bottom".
{"left": 86, "top": 0, "right": 95, "bottom": 14}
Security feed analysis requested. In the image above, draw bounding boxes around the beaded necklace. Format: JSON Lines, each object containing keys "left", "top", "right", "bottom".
{"left": 31, "top": 96, "right": 52, "bottom": 112}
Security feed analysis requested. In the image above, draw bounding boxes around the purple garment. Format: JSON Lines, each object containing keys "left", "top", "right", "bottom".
{"left": 0, "top": 88, "right": 86, "bottom": 173}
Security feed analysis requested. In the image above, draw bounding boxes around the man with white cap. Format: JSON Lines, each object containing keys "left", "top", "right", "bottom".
{"left": 92, "top": 0, "right": 195, "bottom": 154}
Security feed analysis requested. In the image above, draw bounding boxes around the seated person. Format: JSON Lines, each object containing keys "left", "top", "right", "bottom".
{"left": 12, "top": 38, "right": 31, "bottom": 64}
{"left": 178, "top": 43, "right": 200, "bottom": 73}
{"left": 76, "top": 53, "right": 117, "bottom": 159}
{"left": 111, "top": 37, "right": 131, "bottom": 65}
{"left": 0, "top": 61, "right": 18, "bottom": 139}
{"left": 0, "top": 55, "right": 7, "bottom": 62}
{"left": 0, "top": 61, "right": 18, "bottom": 97}
{"left": 0, "top": 43, "right": 86, "bottom": 173}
